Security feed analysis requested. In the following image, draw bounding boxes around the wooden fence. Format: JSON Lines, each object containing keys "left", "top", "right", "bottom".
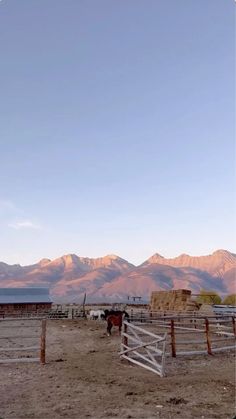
{"left": 120, "top": 320, "right": 167, "bottom": 377}
{"left": 130, "top": 309, "right": 236, "bottom": 321}
{"left": 0, "top": 308, "right": 86, "bottom": 320}
{"left": 0, "top": 318, "right": 46, "bottom": 364}
{"left": 128, "top": 313, "right": 236, "bottom": 357}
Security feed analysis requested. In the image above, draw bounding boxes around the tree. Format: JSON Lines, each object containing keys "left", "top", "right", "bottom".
{"left": 196, "top": 289, "right": 222, "bottom": 305}
{"left": 222, "top": 294, "right": 236, "bottom": 306}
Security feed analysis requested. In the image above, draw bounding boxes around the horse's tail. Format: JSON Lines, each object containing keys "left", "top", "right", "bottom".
{"left": 103, "top": 309, "right": 109, "bottom": 319}
{"left": 123, "top": 311, "right": 130, "bottom": 322}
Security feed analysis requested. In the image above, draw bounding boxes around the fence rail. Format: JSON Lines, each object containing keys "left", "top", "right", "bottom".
{"left": 130, "top": 309, "right": 236, "bottom": 321}
{"left": 128, "top": 313, "right": 236, "bottom": 357}
{"left": 0, "top": 308, "right": 87, "bottom": 320}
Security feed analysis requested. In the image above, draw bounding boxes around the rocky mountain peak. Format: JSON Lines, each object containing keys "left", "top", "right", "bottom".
{"left": 104, "top": 254, "right": 120, "bottom": 260}
{"left": 212, "top": 249, "right": 235, "bottom": 258}
{"left": 144, "top": 253, "right": 164, "bottom": 264}
{"left": 39, "top": 258, "right": 51, "bottom": 266}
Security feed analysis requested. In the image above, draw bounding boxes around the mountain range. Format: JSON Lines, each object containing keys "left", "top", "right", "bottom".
{"left": 0, "top": 250, "right": 235, "bottom": 303}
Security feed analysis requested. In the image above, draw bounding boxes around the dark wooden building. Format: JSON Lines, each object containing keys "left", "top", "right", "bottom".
{"left": 0, "top": 288, "right": 52, "bottom": 317}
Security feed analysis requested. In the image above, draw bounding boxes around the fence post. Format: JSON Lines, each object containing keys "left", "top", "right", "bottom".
{"left": 232, "top": 317, "right": 236, "bottom": 337}
{"left": 123, "top": 323, "right": 128, "bottom": 346}
{"left": 205, "top": 318, "right": 212, "bottom": 355}
{"left": 122, "top": 322, "right": 128, "bottom": 359}
{"left": 131, "top": 309, "right": 133, "bottom": 321}
{"left": 40, "top": 319, "right": 46, "bottom": 364}
{"left": 170, "top": 319, "right": 176, "bottom": 357}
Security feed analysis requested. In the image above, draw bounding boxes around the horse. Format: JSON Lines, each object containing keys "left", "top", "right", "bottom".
{"left": 104, "top": 309, "right": 129, "bottom": 336}
{"left": 88, "top": 309, "right": 105, "bottom": 320}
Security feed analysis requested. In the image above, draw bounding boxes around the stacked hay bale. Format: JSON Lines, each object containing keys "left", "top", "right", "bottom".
{"left": 150, "top": 289, "right": 192, "bottom": 311}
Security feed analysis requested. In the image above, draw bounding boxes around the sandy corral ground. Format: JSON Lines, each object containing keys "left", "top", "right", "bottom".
{"left": 0, "top": 319, "right": 235, "bottom": 419}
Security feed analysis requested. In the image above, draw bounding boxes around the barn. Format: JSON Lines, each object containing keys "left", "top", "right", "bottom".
{"left": 0, "top": 288, "right": 52, "bottom": 317}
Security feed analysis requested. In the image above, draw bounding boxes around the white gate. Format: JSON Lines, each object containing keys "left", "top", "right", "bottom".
{"left": 0, "top": 318, "right": 46, "bottom": 364}
{"left": 120, "top": 321, "right": 167, "bottom": 377}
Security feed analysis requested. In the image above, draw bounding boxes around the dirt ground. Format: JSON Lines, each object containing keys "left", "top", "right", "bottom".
{"left": 0, "top": 319, "right": 235, "bottom": 419}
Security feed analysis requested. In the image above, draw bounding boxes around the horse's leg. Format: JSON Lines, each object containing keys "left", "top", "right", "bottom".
{"left": 107, "top": 320, "right": 112, "bottom": 336}
{"left": 107, "top": 323, "right": 110, "bottom": 336}
{"left": 119, "top": 319, "right": 122, "bottom": 336}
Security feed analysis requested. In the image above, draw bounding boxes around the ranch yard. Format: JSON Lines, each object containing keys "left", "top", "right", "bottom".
{"left": 0, "top": 319, "right": 235, "bottom": 419}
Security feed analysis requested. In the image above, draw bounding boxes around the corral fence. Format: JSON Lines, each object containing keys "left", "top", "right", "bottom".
{"left": 120, "top": 320, "right": 167, "bottom": 377}
{"left": 47, "top": 308, "right": 86, "bottom": 319}
{"left": 0, "top": 318, "right": 46, "bottom": 364}
{"left": 128, "top": 311, "right": 236, "bottom": 357}
{"left": 0, "top": 308, "right": 87, "bottom": 320}
{"left": 129, "top": 308, "right": 236, "bottom": 321}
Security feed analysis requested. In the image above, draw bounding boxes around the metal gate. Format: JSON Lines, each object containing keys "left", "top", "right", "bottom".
{"left": 120, "top": 320, "right": 167, "bottom": 377}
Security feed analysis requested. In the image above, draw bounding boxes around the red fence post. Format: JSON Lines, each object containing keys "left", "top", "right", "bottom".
{"left": 123, "top": 323, "right": 128, "bottom": 358}
{"left": 170, "top": 319, "right": 176, "bottom": 357}
{"left": 123, "top": 323, "right": 128, "bottom": 345}
{"left": 232, "top": 317, "right": 236, "bottom": 337}
{"left": 205, "top": 318, "right": 212, "bottom": 355}
{"left": 40, "top": 319, "right": 46, "bottom": 364}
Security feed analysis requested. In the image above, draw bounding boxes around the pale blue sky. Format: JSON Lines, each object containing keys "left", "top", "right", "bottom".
{"left": 0, "top": 0, "right": 235, "bottom": 266}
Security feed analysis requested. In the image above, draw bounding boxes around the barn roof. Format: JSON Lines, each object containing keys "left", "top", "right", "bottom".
{"left": 0, "top": 288, "right": 52, "bottom": 304}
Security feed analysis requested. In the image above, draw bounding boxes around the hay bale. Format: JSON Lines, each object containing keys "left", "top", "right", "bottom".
{"left": 150, "top": 289, "right": 192, "bottom": 311}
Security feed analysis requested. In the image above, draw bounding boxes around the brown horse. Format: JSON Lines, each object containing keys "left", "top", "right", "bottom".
{"left": 104, "top": 310, "right": 129, "bottom": 336}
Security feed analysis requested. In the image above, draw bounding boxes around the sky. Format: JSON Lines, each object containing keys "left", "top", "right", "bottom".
{"left": 0, "top": 0, "right": 235, "bottom": 266}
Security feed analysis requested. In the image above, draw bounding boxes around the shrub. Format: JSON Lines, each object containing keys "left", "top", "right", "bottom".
{"left": 196, "top": 289, "right": 222, "bottom": 305}
{"left": 222, "top": 294, "right": 236, "bottom": 306}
